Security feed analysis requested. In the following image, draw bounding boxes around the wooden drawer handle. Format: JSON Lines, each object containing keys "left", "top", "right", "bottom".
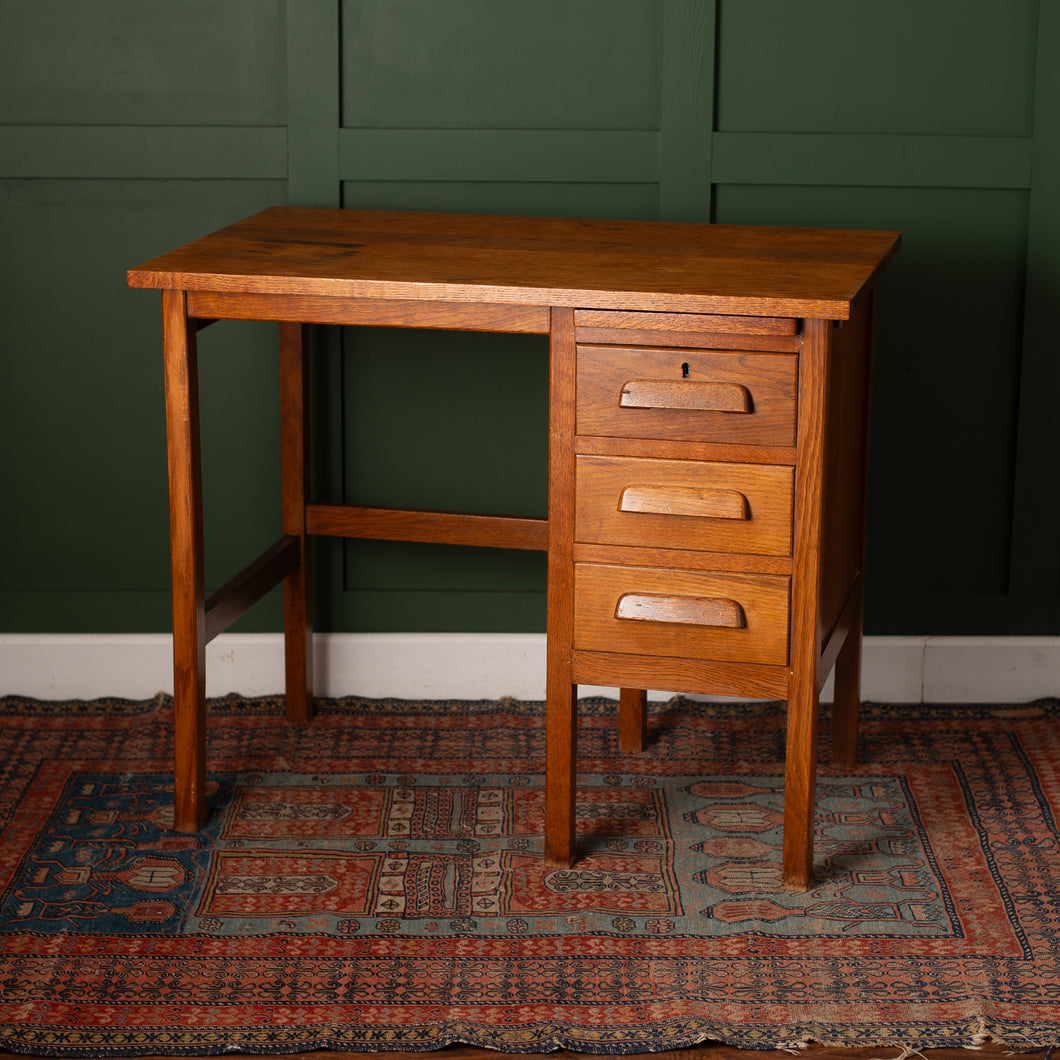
{"left": 619, "top": 484, "right": 750, "bottom": 520}
{"left": 614, "top": 593, "right": 747, "bottom": 629}
{"left": 619, "top": 379, "right": 752, "bottom": 413}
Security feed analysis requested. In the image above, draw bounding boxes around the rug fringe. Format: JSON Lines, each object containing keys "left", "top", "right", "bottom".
{"left": 868, "top": 1047, "right": 929, "bottom": 1060}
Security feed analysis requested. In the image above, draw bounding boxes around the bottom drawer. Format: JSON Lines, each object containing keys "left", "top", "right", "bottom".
{"left": 573, "top": 563, "right": 790, "bottom": 666}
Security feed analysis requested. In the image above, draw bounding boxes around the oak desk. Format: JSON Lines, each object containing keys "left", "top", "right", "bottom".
{"left": 128, "top": 207, "right": 899, "bottom": 890}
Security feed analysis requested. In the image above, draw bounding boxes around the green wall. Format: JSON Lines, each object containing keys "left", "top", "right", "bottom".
{"left": 2, "top": 0, "right": 1058, "bottom": 637}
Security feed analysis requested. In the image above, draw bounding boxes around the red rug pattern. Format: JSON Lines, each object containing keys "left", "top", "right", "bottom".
{"left": 1, "top": 694, "right": 1060, "bottom": 1054}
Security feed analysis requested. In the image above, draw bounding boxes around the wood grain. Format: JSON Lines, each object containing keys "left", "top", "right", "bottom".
{"left": 831, "top": 585, "right": 864, "bottom": 770}
{"left": 817, "top": 575, "right": 861, "bottom": 700}
{"left": 203, "top": 535, "right": 299, "bottom": 643}
{"left": 574, "top": 433, "right": 797, "bottom": 467}
{"left": 618, "top": 686, "right": 648, "bottom": 753}
{"left": 620, "top": 378, "right": 752, "bottom": 414}
{"left": 818, "top": 306, "right": 873, "bottom": 650}
{"left": 574, "top": 564, "right": 790, "bottom": 666}
{"left": 615, "top": 592, "right": 746, "bottom": 629}
{"left": 572, "top": 542, "right": 792, "bottom": 576}
{"left": 576, "top": 455, "right": 793, "bottom": 557}
{"left": 306, "top": 505, "right": 548, "bottom": 550}
{"left": 783, "top": 318, "right": 830, "bottom": 891}
{"left": 544, "top": 307, "right": 579, "bottom": 869}
{"left": 572, "top": 649, "right": 791, "bottom": 700}
{"left": 188, "top": 289, "right": 550, "bottom": 333}
{"left": 161, "top": 289, "right": 207, "bottom": 833}
{"left": 280, "top": 322, "right": 313, "bottom": 726}
{"left": 573, "top": 309, "right": 797, "bottom": 335}
{"left": 577, "top": 346, "right": 797, "bottom": 447}
{"left": 828, "top": 292, "right": 878, "bottom": 769}
{"left": 128, "top": 206, "right": 900, "bottom": 319}
{"left": 618, "top": 484, "right": 750, "bottom": 521}
{"left": 574, "top": 326, "right": 800, "bottom": 352}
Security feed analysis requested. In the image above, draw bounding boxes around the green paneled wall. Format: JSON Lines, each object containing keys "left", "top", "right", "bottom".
{"left": 2, "top": 0, "right": 1058, "bottom": 637}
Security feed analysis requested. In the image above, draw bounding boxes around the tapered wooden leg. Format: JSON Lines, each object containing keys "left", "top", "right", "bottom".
{"left": 618, "top": 688, "right": 648, "bottom": 753}
{"left": 162, "top": 289, "right": 207, "bottom": 832}
{"left": 280, "top": 323, "right": 313, "bottom": 725}
{"left": 544, "top": 307, "right": 578, "bottom": 868}
{"left": 831, "top": 585, "right": 864, "bottom": 769}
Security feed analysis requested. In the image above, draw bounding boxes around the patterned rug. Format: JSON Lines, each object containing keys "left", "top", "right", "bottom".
{"left": 2, "top": 693, "right": 1060, "bottom": 1056}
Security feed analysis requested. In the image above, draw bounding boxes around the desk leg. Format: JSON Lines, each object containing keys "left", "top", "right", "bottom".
{"left": 782, "top": 318, "right": 830, "bottom": 891}
{"left": 280, "top": 323, "right": 314, "bottom": 725}
{"left": 545, "top": 307, "right": 577, "bottom": 868}
{"left": 545, "top": 675, "right": 577, "bottom": 867}
{"left": 831, "top": 586, "right": 864, "bottom": 769}
{"left": 832, "top": 291, "right": 874, "bottom": 770}
{"left": 162, "top": 290, "right": 207, "bottom": 832}
{"left": 783, "top": 663, "right": 821, "bottom": 891}
{"left": 618, "top": 688, "right": 648, "bottom": 753}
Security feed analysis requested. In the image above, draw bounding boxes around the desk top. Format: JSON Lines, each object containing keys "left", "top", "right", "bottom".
{"left": 128, "top": 207, "right": 900, "bottom": 320}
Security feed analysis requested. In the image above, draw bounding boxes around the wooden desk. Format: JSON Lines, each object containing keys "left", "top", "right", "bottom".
{"left": 128, "top": 207, "right": 899, "bottom": 890}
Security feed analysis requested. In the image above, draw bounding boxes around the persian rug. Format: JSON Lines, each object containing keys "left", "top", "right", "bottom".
{"left": 1, "top": 692, "right": 1060, "bottom": 1056}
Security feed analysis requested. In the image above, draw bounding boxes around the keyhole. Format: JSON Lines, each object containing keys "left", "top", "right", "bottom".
{"left": 681, "top": 362, "right": 690, "bottom": 378}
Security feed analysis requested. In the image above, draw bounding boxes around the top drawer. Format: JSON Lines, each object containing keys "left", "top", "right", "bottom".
{"left": 577, "top": 345, "right": 796, "bottom": 447}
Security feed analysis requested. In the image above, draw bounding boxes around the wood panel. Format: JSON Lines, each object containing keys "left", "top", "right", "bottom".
{"left": 2, "top": 1, "right": 1059, "bottom": 640}
{"left": 1006, "top": 0, "right": 1060, "bottom": 630}
{"left": 307, "top": 505, "right": 547, "bottom": 551}
{"left": 716, "top": 0, "right": 1037, "bottom": 135}
{"left": 341, "top": 0, "right": 659, "bottom": 130}
{"left": 572, "top": 649, "right": 791, "bottom": 700}
{"left": 0, "top": 0, "right": 287, "bottom": 125}
{"left": 573, "top": 310, "right": 798, "bottom": 336}
{"left": 818, "top": 303, "right": 872, "bottom": 644}
{"left": 188, "top": 290, "right": 550, "bottom": 333}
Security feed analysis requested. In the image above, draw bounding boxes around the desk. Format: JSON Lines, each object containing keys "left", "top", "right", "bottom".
{"left": 128, "top": 207, "right": 899, "bottom": 890}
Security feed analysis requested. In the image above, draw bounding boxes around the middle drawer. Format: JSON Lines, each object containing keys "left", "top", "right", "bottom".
{"left": 576, "top": 455, "right": 793, "bottom": 556}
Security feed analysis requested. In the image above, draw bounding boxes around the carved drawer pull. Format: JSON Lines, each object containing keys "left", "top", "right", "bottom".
{"left": 614, "top": 593, "right": 747, "bottom": 629}
{"left": 618, "top": 484, "right": 750, "bottom": 520}
{"left": 619, "top": 379, "right": 752, "bottom": 413}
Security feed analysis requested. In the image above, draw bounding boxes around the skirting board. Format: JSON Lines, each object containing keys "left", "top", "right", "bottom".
{"left": 2, "top": 633, "right": 1060, "bottom": 705}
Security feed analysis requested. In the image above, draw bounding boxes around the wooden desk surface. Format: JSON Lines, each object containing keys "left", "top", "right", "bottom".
{"left": 128, "top": 207, "right": 900, "bottom": 320}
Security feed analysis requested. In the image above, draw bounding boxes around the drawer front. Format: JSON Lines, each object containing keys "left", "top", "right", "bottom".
{"left": 576, "top": 455, "right": 793, "bottom": 556}
{"left": 577, "top": 345, "right": 796, "bottom": 446}
{"left": 574, "top": 563, "right": 790, "bottom": 666}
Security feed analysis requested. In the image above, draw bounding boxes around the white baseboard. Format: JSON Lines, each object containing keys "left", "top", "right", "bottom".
{"left": 1, "top": 633, "right": 1059, "bottom": 704}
